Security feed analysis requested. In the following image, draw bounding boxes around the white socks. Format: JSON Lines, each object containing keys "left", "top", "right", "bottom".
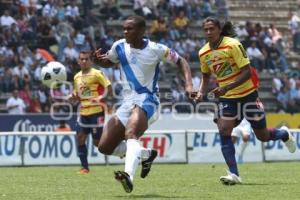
{"left": 141, "top": 147, "right": 151, "bottom": 161}
{"left": 125, "top": 139, "right": 141, "bottom": 181}
{"left": 111, "top": 140, "right": 127, "bottom": 158}
{"left": 238, "top": 142, "right": 248, "bottom": 157}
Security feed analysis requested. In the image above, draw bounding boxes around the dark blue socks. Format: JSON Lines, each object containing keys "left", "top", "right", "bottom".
{"left": 78, "top": 144, "right": 88, "bottom": 170}
{"left": 220, "top": 135, "right": 239, "bottom": 176}
{"left": 268, "top": 128, "right": 289, "bottom": 142}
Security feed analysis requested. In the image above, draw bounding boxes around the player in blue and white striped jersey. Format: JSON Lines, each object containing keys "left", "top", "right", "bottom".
{"left": 94, "top": 15, "right": 193, "bottom": 193}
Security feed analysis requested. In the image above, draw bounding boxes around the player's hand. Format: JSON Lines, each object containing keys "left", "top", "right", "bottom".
{"left": 209, "top": 87, "right": 228, "bottom": 98}
{"left": 94, "top": 48, "right": 107, "bottom": 61}
{"left": 66, "top": 93, "right": 79, "bottom": 102}
{"left": 90, "top": 96, "right": 103, "bottom": 103}
{"left": 185, "top": 84, "right": 194, "bottom": 100}
{"left": 194, "top": 91, "right": 204, "bottom": 102}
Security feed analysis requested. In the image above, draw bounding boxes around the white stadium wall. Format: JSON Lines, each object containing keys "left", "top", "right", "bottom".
{"left": 0, "top": 114, "right": 299, "bottom": 166}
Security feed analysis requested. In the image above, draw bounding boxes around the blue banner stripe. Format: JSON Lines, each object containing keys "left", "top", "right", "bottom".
{"left": 115, "top": 43, "right": 151, "bottom": 94}
{"left": 142, "top": 94, "right": 159, "bottom": 119}
{"left": 152, "top": 63, "right": 160, "bottom": 93}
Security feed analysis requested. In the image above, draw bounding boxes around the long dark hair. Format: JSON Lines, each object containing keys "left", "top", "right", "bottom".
{"left": 202, "top": 17, "right": 237, "bottom": 37}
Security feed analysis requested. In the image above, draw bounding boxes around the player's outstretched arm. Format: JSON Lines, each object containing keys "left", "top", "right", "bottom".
{"left": 176, "top": 56, "right": 193, "bottom": 96}
{"left": 93, "top": 48, "right": 115, "bottom": 68}
{"left": 195, "top": 72, "right": 210, "bottom": 102}
{"left": 210, "top": 64, "right": 251, "bottom": 98}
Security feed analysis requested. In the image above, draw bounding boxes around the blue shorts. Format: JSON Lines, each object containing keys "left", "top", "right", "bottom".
{"left": 76, "top": 112, "right": 104, "bottom": 140}
{"left": 216, "top": 91, "right": 266, "bottom": 129}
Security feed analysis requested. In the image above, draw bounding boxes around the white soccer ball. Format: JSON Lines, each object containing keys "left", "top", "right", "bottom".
{"left": 41, "top": 61, "right": 67, "bottom": 88}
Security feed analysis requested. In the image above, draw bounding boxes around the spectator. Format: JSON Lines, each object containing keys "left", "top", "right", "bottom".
{"left": 54, "top": 19, "right": 74, "bottom": 61}
{"left": 246, "top": 41, "right": 265, "bottom": 71}
{"left": 169, "top": 0, "right": 185, "bottom": 16}
{"left": 28, "top": 93, "right": 42, "bottom": 113}
{"left": 19, "top": 84, "right": 32, "bottom": 106}
{"left": 63, "top": 41, "right": 79, "bottom": 61}
{"left": 81, "top": 0, "right": 93, "bottom": 17}
{"left": 100, "top": 0, "right": 122, "bottom": 20}
{"left": 268, "top": 24, "right": 282, "bottom": 45}
{"left": 13, "top": 60, "right": 31, "bottom": 89}
{"left": 288, "top": 12, "right": 300, "bottom": 52}
{"left": 42, "top": 0, "right": 58, "bottom": 18}
{"left": 173, "top": 11, "right": 189, "bottom": 38}
{"left": 235, "top": 21, "right": 248, "bottom": 45}
{"left": 185, "top": 0, "right": 202, "bottom": 20}
{"left": 149, "top": 16, "right": 168, "bottom": 41}
{"left": 272, "top": 75, "right": 282, "bottom": 94}
{"left": 66, "top": 0, "right": 80, "bottom": 20}
{"left": 37, "top": 83, "right": 50, "bottom": 112}
{"left": 36, "top": 17, "right": 56, "bottom": 49}
{"left": 6, "top": 89, "right": 26, "bottom": 114}
{"left": 134, "top": 0, "right": 153, "bottom": 19}
{"left": 265, "top": 43, "right": 283, "bottom": 72}
{"left": 202, "top": 0, "right": 215, "bottom": 18}
{"left": 0, "top": 67, "right": 14, "bottom": 93}
{"left": 56, "top": 1, "right": 66, "bottom": 21}
{"left": 0, "top": 10, "right": 16, "bottom": 27}
{"left": 215, "top": 0, "right": 228, "bottom": 20}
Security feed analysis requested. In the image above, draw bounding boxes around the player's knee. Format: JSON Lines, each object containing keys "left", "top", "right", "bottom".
{"left": 98, "top": 143, "right": 113, "bottom": 155}
{"left": 256, "top": 134, "right": 269, "bottom": 142}
{"left": 242, "top": 135, "right": 250, "bottom": 142}
{"left": 93, "top": 140, "right": 99, "bottom": 147}
{"left": 124, "top": 129, "right": 138, "bottom": 140}
{"left": 218, "top": 126, "right": 232, "bottom": 136}
{"left": 77, "top": 135, "right": 86, "bottom": 145}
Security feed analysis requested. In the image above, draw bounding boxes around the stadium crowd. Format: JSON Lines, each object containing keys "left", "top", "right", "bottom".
{"left": 0, "top": 0, "right": 299, "bottom": 114}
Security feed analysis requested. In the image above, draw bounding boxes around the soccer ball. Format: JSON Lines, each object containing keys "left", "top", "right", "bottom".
{"left": 41, "top": 61, "right": 67, "bottom": 88}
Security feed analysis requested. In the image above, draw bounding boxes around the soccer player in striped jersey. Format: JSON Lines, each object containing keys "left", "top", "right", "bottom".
{"left": 196, "top": 17, "right": 296, "bottom": 185}
{"left": 94, "top": 15, "right": 193, "bottom": 193}
{"left": 68, "top": 51, "right": 111, "bottom": 174}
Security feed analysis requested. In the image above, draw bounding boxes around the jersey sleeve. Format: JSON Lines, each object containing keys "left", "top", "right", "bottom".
{"left": 96, "top": 70, "right": 111, "bottom": 88}
{"left": 72, "top": 74, "right": 78, "bottom": 96}
{"left": 106, "top": 40, "right": 123, "bottom": 64}
{"left": 152, "top": 43, "right": 179, "bottom": 64}
{"left": 199, "top": 51, "right": 210, "bottom": 73}
{"left": 231, "top": 41, "right": 250, "bottom": 68}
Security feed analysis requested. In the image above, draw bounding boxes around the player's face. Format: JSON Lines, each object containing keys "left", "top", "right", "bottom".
{"left": 123, "top": 20, "right": 143, "bottom": 44}
{"left": 78, "top": 53, "right": 92, "bottom": 71}
{"left": 203, "top": 21, "right": 221, "bottom": 44}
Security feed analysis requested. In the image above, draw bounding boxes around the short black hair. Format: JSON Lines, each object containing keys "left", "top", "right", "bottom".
{"left": 126, "top": 15, "right": 146, "bottom": 29}
{"left": 79, "top": 51, "right": 92, "bottom": 59}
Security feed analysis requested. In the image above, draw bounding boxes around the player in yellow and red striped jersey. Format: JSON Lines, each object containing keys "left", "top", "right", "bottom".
{"left": 196, "top": 17, "right": 296, "bottom": 185}
{"left": 68, "top": 51, "right": 111, "bottom": 174}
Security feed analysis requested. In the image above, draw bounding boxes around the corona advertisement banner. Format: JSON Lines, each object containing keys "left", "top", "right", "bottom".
{"left": 266, "top": 114, "right": 300, "bottom": 128}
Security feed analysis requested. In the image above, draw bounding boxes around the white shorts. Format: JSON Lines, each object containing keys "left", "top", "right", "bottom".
{"left": 232, "top": 119, "right": 252, "bottom": 137}
{"left": 115, "top": 92, "right": 160, "bottom": 127}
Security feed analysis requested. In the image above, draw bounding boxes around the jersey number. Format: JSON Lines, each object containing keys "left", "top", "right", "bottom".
{"left": 238, "top": 45, "right": 248, "bottom": 58}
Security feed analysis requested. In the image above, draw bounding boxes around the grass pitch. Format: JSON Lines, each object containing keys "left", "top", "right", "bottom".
{"left": 0, "top": 162, "right": 299, "bottom": 200}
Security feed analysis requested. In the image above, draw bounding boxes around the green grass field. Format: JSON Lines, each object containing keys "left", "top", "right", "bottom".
{"left": 0, "top": 162, "right": 299, "bottom": 200}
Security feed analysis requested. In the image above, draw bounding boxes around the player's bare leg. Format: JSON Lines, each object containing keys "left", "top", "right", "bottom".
{"left": 98, "top": 116, "right": 126, "bottom": 155}
{"left": 115, "top": 106, "right": 147, "bottom": 193}
{"left": 253, "top": 128, "right": 296, "bottom": 153}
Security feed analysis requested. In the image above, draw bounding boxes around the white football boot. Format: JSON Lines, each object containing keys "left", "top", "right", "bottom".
{"left": 220, "top": 170, "right": 242, "bottom": 185}
{"left": 280, "top": 126, "right": 296, "bottom": 153}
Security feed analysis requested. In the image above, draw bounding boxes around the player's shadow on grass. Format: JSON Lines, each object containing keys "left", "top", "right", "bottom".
{"left": 242, "top": 182, "right": 297, "bottom": 186}
{"left": 115, "top": 194, "right": 185, "bottom": 199}
{"left": 240, "top": 183, "right": 270, "bottom": 186}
